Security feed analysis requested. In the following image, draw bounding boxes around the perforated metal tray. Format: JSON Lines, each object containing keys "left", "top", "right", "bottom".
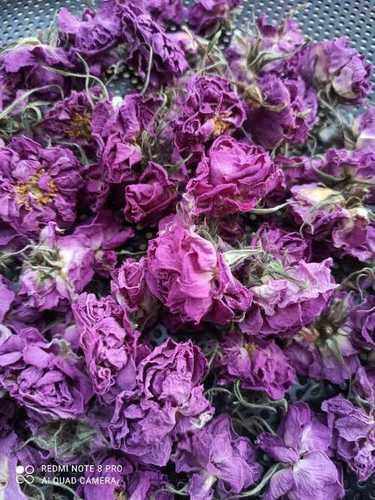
{"left": 1, "top": 0, "right": 374, "bottom": 63}
{"left": 0, "top": 1, "right": 374, "bottom": 498}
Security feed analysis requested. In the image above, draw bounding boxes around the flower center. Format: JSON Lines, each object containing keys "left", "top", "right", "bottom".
{"left": 244, "top": 342, "right": 257, "bottom": 356}
{"left": 213, "top": 116, "right": 230, "bottom": 136}
{"left": 66, "top": 112, "right": 92, "bottom": 140}
{"left": 15, "top": 169, "right": 57, "bottom": 209}
{"left": 300, "top": 326, "right": 321, "bottom": 343}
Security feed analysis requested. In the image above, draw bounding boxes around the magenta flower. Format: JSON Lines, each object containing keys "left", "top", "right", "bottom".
{"left": 111, "top": 257, "right": 158, "bottom": 328}
{"left": 332, "top": 208, "right": 375, "bottom": 262}
{"left": 120, "top": 2, "right": 188, "bottom": 85}
{"left": 145, "top": 215, "right": 251, "bottom": 324}
{"left": 124, "top": 162, "right": 177, "bottom": 224}
{"left": 320, "top": 149, "right": 375, "bottom": 202}
{"left": 187, "top": 135, "right": 282, "bottom": 217}
{"left": 289, "top": 183, "right": 348, "bottom": 238}
{"left": 58, "top": 5, "right": 121, "bottom": 58}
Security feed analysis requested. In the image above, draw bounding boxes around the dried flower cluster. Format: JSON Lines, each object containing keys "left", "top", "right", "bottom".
{"left": 0, "top": 1, "right": 374, "bottom": 499}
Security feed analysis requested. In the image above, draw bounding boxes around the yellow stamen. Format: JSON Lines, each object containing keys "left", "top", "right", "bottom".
{"left": 244, "top": 342, "right": 257, "bottom": 355}
{"left": 66, "top": 111, "right": 92, "bottom": 140}
{"left": 15, "top": 169, "right": 57, "bottom": 210}
{"left": 213, "top": 116, "right": 230, "bottom": 136}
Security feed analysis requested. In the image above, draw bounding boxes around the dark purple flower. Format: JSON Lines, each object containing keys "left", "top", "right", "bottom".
{"left": 81, "top": 456, "right": 173, "bottom": 500}
{"left": 0, "top": 44, "right": 74, "bottom": 110}
{"left": 218, "top": 332, "right": 295, "bottom": 400}
{"left": 251, "top": 223, "right": 310, "bottom": 266}
{"left": 187, "top": 135, "right": 282, "bottom": 217}
{"left": 241, "top": 258, "right": 337, "bottom": 338}
{"left": 302, "top": 37, "right": 372, "bottom": 102}
{"left": 58, "top": 5, "right": 121, "bottom": 58}
{"left": 143, "top": 0, "right": 186, "bottom": 25}
{"left": 246, "top": 74, "right": 318, "bottom": 149}
{"left": 124, "top": 162, "right": 177, "bottom": 224}
{"left": 173, "top": 414, "right": 262, "bottom": 499}
{"left": 120, "top": 3, "right": 188, "bottom": 85}
{"left": 80, "top": 162, "right": 110, "bottom": 213}
{"left": 107, "top": 339, "right": 212, "bottom": 466}
{"left": 40, "top": 89, "right": 95, "bottom": 146}
{"left": 0, "top": 136, "right": 83, "bottom": 237}
{"left": 257, "top": 402, "right": 344, "bottom": 500}
{"left": 92, "top": 94, "right": 160, "bottom": 183}
{"left": 173, "top": 76, "right": 246, "bottom": 161}
{"left": 322, "top": 396, "right": 375, "bottom": 481}
{"left": 145, "top": 215, "right": 251, "bottom": 324}
{"left": 188, "top": 0, "right": 240, "bottom": 36}
{"left": 0, "top": 396, "right": 18, "bottom": 439}
{"left": 350, "top": 296, "right": 375, "bottom": 349}
{"left": 0, "top": 327, "right": 92, "bottom": 420}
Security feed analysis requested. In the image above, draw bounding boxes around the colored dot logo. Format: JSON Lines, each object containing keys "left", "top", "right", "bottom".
{"left": 16, "top": 464, "right": 35, "bottom": 484}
